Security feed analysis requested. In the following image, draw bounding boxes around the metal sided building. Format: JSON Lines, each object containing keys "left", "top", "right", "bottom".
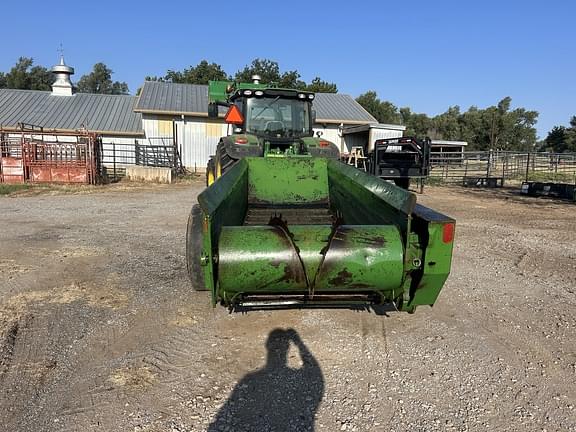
{"left": 0, "top": 57, "right": 144, "bottom": 166}
{"left": 341, "top": 123, "right": 406, "bottom": 154}
{"left": 135, "top": 81, "right": 388, "bottom": 170}
{"left": 0, "top": 90, "right": 143, "bottom": 142}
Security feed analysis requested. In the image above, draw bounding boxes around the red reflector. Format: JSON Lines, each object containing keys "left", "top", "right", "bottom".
{"left": 442, "top": 223, "right": 455, "bottom": 243}
{"left": 319, "top": 140, "right": 330, "bottom": 147}
{"left": 235, "top": 137, "right": 248, "bottom": 144}
{"left": 225, "top": 105, "right": 244, "bottom": 125}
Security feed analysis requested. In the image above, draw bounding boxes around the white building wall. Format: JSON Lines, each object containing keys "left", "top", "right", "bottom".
{"left": 142, "top": 115, "right": 229, "bottom": 171}
{"left": 175, "top": 118, "right": 228, "bottom": 171}
{"left": 343, "top": 127, "right": 404, "bottom": 154}
{"left": 312, "top": 124, "right": 344, "bottom": 151}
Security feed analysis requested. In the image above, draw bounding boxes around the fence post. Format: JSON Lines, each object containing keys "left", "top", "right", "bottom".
{"left": 502, "top": 153, "right": 506, "bottom": 186}
{"left": 525, "top": 152, "right": 530, "bottom": 182}
{"left": 113, "top": 142, "right": 117, "bottom": 181}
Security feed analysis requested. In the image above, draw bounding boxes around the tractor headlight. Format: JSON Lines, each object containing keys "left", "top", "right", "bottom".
{"left": 308, "top": 94, "right": 315, "bottom": 100}
{"left": 254, "top": 90, "right": 264, "bottom": 96}
{"left": 243, "top": 90, "right": 253, "bottom": 96}
{"left": 298, "top": 93, "right": 306, "bottom": 99}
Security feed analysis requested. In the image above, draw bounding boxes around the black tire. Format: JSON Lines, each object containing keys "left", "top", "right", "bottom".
{"left": 394, "top": 178, "right": 410, "bottom": 190}
{"left": 186, "top": 204, "right": 208, "bottom": 291}
{"left": 215, "top": 142, "right": 237, "bottom": 178}
{"left": 206, "top": 158, "right": 215, "bottom": 187}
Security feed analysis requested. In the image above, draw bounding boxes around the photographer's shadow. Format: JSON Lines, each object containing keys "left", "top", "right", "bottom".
{"left": 208, "top": 328, "right": 324, "bottom": 431}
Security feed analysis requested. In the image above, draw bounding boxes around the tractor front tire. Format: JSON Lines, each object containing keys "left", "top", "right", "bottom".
{"left": 186, "top": 204, "right": 208, "bottom": 291}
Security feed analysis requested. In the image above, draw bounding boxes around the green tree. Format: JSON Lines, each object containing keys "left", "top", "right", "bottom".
{"left": 306, "top": 77, "right": 337, "bottom": 93}
{"left": 235, "top": 58, "right": 306, "bottom": 88}
{"left": 234, "top": 58, "right": 336, "bottom": 92}
{"left": 544, "top": 126, "right": 567, "bottom": 152}
{"left": 400, "top": 108, "right": 432, "bottom": 137}
{"left": 5, "top": 57, "right": 32, "bottom": 89}
{"left": 480, "top": 98, "right": 538, "bottom": 151}
{"left": 235, "top": 58, "right": 283, "bottom": 84}
{"left": 144, "top": 75, "right": 164, "bottom": 82}
{"left": 76, "top": 63, "right": 129, "bottom": 95}
{"left": 278, "top": 70, "right": 307, "bottom": 90}
{"left": 547, "top": 116, "right": 576, "bottom": 153}
{"left": 567, "top": 117, "right": 576, "bottom": 152}
{"left": 2, "top": 57, "right": 52, "bottom": 90}
{"left": 356, "top": 91, "right": 401, "bottom": 124}
{"left": 28, "top": 65, "right": 53, "bottom": 90}
{"left": 165, "top": 60, "right": 228, "bottom": 84}
{"left": 457, "top": 106, "right": 484, "bottom": 149}
{"left": 431, "top": 106, "right": 461, "bottom": 140}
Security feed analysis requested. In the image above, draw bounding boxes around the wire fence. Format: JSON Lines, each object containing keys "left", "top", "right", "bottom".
{"left": 100, "top": 137, "right": 183, "bottom": 181}
{"left": 429, "top": 150, "right": 576, "bottom": 185}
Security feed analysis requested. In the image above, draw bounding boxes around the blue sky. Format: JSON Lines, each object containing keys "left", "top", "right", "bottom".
{"left": 1, "top": 0, "right": 574, "bottom": 138}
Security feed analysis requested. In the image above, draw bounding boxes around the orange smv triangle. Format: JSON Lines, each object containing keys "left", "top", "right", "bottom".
{"left": 224, "top": 105, "right": 244, "bottom": 125}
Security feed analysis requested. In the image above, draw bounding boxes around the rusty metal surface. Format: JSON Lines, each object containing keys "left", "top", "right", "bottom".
{"left": 0, "top": 157, "right": 25, "bottom": 183}
{"left": 0, "top": 124, "right": 100, "bottom": 184}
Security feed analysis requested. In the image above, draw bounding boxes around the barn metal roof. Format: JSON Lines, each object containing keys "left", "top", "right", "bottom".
{"left": 312, "top": 93, "right": 377, "bottom": 124}
{"left": 0, "top": 89, "right": 143, "bottom": 135}
{"left": 135, "top": 81, "right": 377, "bottom": 124}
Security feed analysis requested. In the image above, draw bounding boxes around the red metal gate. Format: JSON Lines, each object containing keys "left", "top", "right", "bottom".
{"left": 0, "top": 125, "right": 100, "bottom": 185}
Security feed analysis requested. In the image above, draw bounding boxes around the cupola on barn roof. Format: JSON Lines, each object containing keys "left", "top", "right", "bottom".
{"left": 51, "top": 55, "right": 74, "bottom": 96}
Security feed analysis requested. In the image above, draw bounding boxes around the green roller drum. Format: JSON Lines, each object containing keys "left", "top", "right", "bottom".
{"left": 218, "top": 225, "right": 404, "bottom": 303}
{"left": 188, "top": 156, "right": 455, "bottom": 313}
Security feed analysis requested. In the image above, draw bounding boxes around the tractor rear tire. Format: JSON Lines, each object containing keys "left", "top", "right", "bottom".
{"left": 206, "top": 158, "right": 216, "bottom": 187}
{"left": 186, "top": 204, "right": 208, "bottom": 291}
{"left": 215, "top": 143, "right": 236, "bottom": 179}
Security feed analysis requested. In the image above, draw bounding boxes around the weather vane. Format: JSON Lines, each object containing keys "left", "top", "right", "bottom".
{"left": 57, "top": 43, "right": 64, "bottom": 60}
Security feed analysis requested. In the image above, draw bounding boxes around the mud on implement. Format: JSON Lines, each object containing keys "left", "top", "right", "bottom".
{"left": 187, "top": 156, "right": 455, "bottom": 313}
{"left": 186, "top": 77, "right": 454, "bottom": 312}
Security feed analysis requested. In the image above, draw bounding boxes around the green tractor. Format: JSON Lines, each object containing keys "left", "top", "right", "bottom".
{"left": 205, "top": 76, "right": 339, "bottom": 185}
{"left": 187, "top": 77, "right": 455, "bottom": 313}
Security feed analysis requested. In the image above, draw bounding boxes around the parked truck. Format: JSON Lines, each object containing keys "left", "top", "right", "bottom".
{"left": 186, "top": 78, "right": 455, "bottom": 313}
{"left": 365, "top": 136, "right": 431, "bottom": 190}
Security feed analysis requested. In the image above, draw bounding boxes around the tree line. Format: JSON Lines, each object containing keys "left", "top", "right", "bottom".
{"left": 541, "top": 117, "right": 576, "bottom": 153}
{"left": 0, "top": 56, "right": 337, "bottom": 95}
{"left": 144, "top": 58, "right": 338, "bottom": 93}
{"left": 1, "top": 57, "right": 574, "bottom": 152}
{"left": 0, "top": 57, "right": 129, "bottom": 95}
{"left": 356, "top": 91, "right": 541, "bottom": 151}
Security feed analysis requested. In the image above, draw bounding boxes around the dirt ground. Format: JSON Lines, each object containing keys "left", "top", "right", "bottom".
{"left": 0, "top": 182, "right": 574, "bottom": 432}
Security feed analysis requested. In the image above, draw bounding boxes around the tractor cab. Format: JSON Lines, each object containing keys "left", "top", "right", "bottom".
{"left": 205, "top": 76, "right": 339, "bottom": 185}
{"left": 208, "top": 79, "right": 317, "bottom": 154}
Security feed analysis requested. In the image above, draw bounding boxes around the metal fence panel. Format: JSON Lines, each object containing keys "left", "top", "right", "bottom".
{"left": 429, "top": 150, "right": 576, "bottom": 185}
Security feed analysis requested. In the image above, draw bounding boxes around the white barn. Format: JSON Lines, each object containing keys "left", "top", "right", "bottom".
{"left": 134, "top": 81, "right": 396, "bottom": 170}
{"left": 1, "top": 58, "right": 407, "bottom": 172}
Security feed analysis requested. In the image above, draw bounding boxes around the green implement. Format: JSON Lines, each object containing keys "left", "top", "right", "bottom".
{"left": 187, "top": 156, "right": 455, "bottom": 313}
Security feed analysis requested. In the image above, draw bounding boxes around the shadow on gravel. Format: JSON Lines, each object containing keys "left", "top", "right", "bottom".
{"left": 453, "top": 185, "right": 575, "bottom": 206}
{"left": 208, "top": 328, "right": 324, "bottom": 431}
{"left": 231, "top": 303, "right": 397, "bottom": 316}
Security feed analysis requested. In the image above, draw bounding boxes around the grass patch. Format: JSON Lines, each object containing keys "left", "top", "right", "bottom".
{"left": 525, "top": 171, "right": 576, "bottom": 183}
{"left": 423, "top": 176, "right": 449, "bottom": 186}
{"left": 0, "top": 184, "right": 33, "bottom": 195}
{"left": 173, "top": 172, "right": 205, "bottom": 184}
{"left": 0, "top": 183, "right": 83, "bottom": 197}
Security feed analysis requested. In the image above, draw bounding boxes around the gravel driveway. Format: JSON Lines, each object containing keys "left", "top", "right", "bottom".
{"left": 0, "top": 182, "right": 574, "bottom": 431}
